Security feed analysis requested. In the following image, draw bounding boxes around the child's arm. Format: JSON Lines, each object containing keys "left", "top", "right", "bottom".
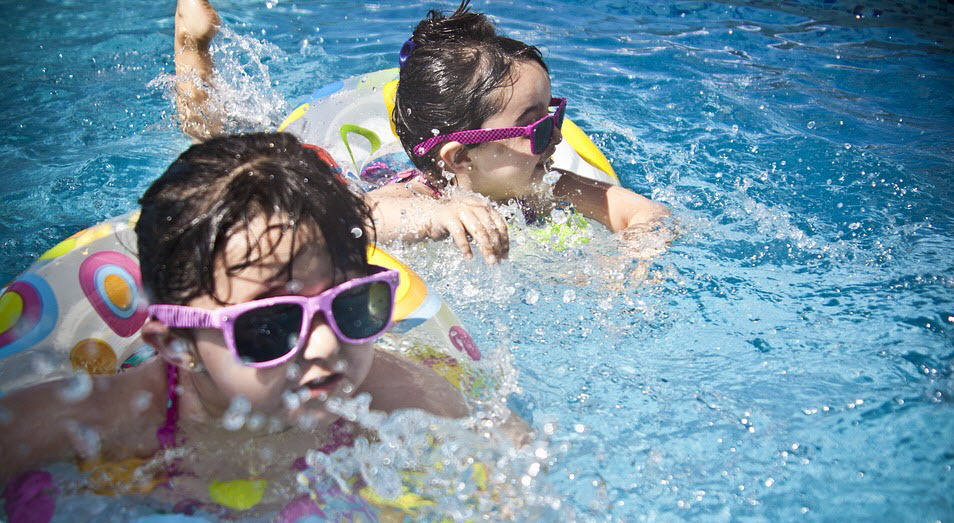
{"left": 552, "top": 170, "right": 670, "bottom": 232}
{"left": 0, "top": 361, "right": 166, "bottom": 485}
{"left": 365, "top": 182, "right": 510, "bottom": 264}
{"left": 359, "top": 348, "right": 470, "bottom": 418}
{"left": 174, "top": 0, "right": 222, "bottom": 141}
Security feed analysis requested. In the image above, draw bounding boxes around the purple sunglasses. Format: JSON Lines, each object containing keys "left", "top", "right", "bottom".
{"left": 413, "top": 98, "right": 567, "bottom": 157}
{"left": 148, "top": 266, "right": 399, "bottom": 368}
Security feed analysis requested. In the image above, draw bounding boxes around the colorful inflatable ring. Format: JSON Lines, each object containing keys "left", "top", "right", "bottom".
{"left": 278, "top": 68, "right": 620, "bottom": 186}
{"left": 0, "top": 212, "right": 489, "bottom": 399}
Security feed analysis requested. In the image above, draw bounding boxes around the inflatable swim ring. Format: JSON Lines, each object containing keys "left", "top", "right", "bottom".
{"left": 278, "top": 68, "right": 620, "bottom": 187}
{"left": 0, "top": 211, "right": 490, "bottom": 399}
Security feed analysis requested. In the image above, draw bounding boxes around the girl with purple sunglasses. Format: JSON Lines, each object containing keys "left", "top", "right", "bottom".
{"left": 367, "top": 0, "right": 671, "bottom": 259}
{"left": 172, "top": 0, "right": 511, "bottom": 265}
{"left": 0, "top": 133, "right": 479, "bottom": 514}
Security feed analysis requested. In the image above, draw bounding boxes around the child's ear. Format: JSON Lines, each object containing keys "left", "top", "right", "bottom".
{"left": 141, "top": 319, "right": 197, "bottom": 369}
{"left": 437, "top": 141, "right": 472, "bottom": 174}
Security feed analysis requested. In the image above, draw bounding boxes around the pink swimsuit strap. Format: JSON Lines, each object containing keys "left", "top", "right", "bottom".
{"left": 385, "top": 169, "right": 442, "bottom": 199}
{"left": 156, "top": 363, "right": 179, "bottom": 449}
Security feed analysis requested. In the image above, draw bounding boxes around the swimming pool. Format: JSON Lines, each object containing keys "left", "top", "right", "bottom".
{"left": 1, "top": 0, "right": 952, "bottom": 520}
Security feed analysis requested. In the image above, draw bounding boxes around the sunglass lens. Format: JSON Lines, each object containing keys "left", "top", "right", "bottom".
{"left": 532, "top": 118, "right": 554, "bottom": 155}
{"left": 233, "top": 303, "right": 304, "bottom": 363}
{"left": 331, "top": 281, "right": 393, "bottom": 340}
{"left": 555, "top": 104, "right": 565, "bottom": 129}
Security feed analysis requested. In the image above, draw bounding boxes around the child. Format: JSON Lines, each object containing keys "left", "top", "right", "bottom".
{"left": 370, "top": 0, "right": 671, "bottom": 250}
{"left": 0, "top": 133, "right": 471, "bottom": 514}
{"left": 172, "top": 0, "right": 511, "bottom": 265}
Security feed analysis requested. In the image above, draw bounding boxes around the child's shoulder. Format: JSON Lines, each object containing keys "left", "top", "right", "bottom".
{"left": 360, "top": 348, "right": 469, "bottom": 418}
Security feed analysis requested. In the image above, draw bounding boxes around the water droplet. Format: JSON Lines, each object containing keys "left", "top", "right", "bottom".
{"left": 168, "top": 338, "right": 190, "bottom": 357}
{"left": 523, "top": 289, "right": 540, "bottom": 305}
{"left": 431, "top": 128, "right": 440, "bottom": 136}
{"left": 131, "top": 390, "right": 153, "bottom": 413}
{"left": 283, "top": 390, "right": 301, "bottom": 410}
{"left": 807, "top": 121, "right": 816, "bottom": 129}
{"left": 222, "top": 396, "right": 252, "bottom": 431}
{"left": 66, "top": 420, "right": 101, "bottom": 457}
{"left": 542, "top": 170, "right": 562, "bottom": 185}
{"left": 285, "top": 363, "right": 301, "bottom": 381}
{"left": 285, "top": 279, "right": 303, "bottom": 293}
{"left": 563, "top": 289, "right": 576, "bottom": 303}
{"left": 351, "top": 227, "right": 363, "bottom": 238}
{"left": 58, "top": 373, "right": 93, "bottom": 403}
{"left": 551, "top": 209, "right": 569, "bottom": 225}
{"left": 442, "top": 170, "right": 456, "bottom": 181}
{"left": 31, "top": 353, "right": 56, "bottom": 377}
{"left": 246, "top": 413, "right": 265, "bottom": 431}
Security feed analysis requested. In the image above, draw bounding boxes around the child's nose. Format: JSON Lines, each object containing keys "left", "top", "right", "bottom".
{"left": 299, "top": 313, "right": 341, "bottom": 362}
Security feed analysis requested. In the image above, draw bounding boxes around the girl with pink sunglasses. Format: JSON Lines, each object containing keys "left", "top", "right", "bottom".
{"left": 0, "top": 133, "right": 482, "bottom": 515}
{"left": 367, "top": 0, "right": 671, "bottom": 261}
{"left": 172, "top": 0, "right": 669, "bottom": 264}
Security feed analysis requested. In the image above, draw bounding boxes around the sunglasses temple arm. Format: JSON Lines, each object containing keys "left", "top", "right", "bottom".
{"left": 150, "top": 305, "right": 218, "bottom": 329}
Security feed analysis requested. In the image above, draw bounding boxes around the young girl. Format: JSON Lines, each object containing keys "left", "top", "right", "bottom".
{"left": 172, "top": 0, "right": 510, "bottom": 265}
{"left": 368, "top": 0, "right": 671, "bottom": 253}
{"left": 0, "top": 133, "right": 470, "bottom": 516}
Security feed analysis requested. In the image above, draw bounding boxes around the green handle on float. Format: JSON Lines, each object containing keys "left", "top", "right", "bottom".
{"left": 340, "top": 124, "right": 382, "bottom": 173}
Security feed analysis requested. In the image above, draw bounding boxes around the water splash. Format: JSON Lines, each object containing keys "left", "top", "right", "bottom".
{"left": 149, "top": 28, "right": 289, "bottom": 133}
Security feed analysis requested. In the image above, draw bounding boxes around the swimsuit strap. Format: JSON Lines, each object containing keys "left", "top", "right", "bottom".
{"left": 517, "top": 199, "right": 538, "bottom": 225}
{"left": 156, "top": 363, "right": 179, "bottom": 449}
{"left": 386, "top": 169, "right": 442, "bottom": 199}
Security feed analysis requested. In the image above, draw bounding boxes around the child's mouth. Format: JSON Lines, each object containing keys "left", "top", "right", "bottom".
{"left": 299, "top": 373, "right": 343, "bottom": 400}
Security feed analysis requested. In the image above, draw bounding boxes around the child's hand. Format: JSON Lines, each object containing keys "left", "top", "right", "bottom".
{"left": 426, "top": 194, "right": 509, "bottom": 264}
{"left": 618, "top": 220, "right": 676, "bottom": 260}
{"left": 366, "top": 187, "right": 509, "bottom": 264}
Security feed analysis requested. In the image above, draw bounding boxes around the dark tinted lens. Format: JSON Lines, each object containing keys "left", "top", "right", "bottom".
{"left": 532, "top": 118, "right": 554, "bottom": 154}
{"left": 233, "top": 303, "right": 304, "bottom": 363}
{"left": 331, "top": 281, "right": 392, "bottom": 340}
{"left": 554, "top": 103, "right": 565, "bottom": 129}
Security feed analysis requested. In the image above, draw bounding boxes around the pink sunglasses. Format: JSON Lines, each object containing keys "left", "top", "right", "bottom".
{"left": 148, "top": 266, "right": 399, "bottom": 368}
{"left": 413, "top": 98, "right": 567, "bottom": 157}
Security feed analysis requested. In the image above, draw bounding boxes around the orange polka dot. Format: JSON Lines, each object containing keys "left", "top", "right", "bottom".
{"left": 70, "top": 339, "right": 117, "bottom": 375}
{"left": 103, "top": 274, "right": 132, "bottom": 310}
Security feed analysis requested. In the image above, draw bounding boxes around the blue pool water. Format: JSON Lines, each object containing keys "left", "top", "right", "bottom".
{"left": 2, "top": 0, "right": 953, "bottom": 521}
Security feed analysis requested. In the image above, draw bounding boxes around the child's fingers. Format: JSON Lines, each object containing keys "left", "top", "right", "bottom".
{"left": 445, "top": 219, "right": 474, "bottom": 259}
{"left": 487, "top": 209, "right": 509, "bottom": 258}
{"left": 459, "top": 211, "right": 498, "bottom": 264}
{"left": 472, "top": 209, "right": 507, "bottom": 261}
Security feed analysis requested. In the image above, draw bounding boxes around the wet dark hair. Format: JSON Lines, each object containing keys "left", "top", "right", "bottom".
{"left": 394, "top": 0, "right": 548, "bottom": 182}
{"left": 136, "top": 132, "right": 373, "bottom": 306}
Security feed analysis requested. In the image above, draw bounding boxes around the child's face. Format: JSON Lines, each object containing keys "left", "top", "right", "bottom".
{"left": 455, "top": 60, "right": 561, "bottom": 201}
{"left": 186, "top": 214, "right": 375, "bottom": 429}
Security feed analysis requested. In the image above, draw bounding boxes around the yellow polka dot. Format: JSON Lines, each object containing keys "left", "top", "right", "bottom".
{"left": 103, "top": 274, "right": 132, "bottom": 310}
{"left": 0, "top": 291, "right": 24, "bottom": 335}
{"left": 208, "top": 479, "right": 266, "bottom": 510}
{"left": 70, "top": 339, "right": 117, "bottom": 375}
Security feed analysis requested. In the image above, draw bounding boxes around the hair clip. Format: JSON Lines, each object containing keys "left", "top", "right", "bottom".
{"left": 399, "top": 39, "right": 417, "bottom": 68}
